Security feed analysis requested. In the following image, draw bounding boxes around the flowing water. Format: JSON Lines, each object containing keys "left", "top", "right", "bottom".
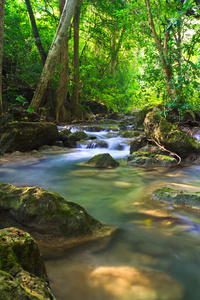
{"left": 1, "top": 126, "right": 200, "bottom": 300}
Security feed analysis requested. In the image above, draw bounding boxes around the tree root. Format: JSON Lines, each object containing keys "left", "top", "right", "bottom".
{"left": 147, "top": 138, "right": 181, "bottom": 166}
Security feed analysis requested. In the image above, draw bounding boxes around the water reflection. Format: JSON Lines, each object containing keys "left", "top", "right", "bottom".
{"left": 1, "top": 152, "right": 200, "bottom": 299}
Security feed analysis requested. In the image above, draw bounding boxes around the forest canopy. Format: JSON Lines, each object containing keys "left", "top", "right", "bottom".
{"left": 1, "top": 0, "right": 200, "bottom": 120}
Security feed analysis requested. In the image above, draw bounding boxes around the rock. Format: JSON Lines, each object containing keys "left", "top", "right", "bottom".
{"left": 0, "top": 122, "right": 58, "bottom": 153}
{"left": 116, "top": 141, "right": 130, "bottom": 150}
{"left": 83, "top": 126, "right": 104, "bottom": 132}
{"left": 0, "top": 183, "right": 102, "bottom": 238}
{"left": 133, "top": 106, "right": 152, "bottom": 129}
{"left": 86, "top": 153, "right": 119, "bottom": 168}
{"left": 77, "top": 140, "right": 108, "bottom": 149}
{"left": 107, "top": 112, "right": 123, "bottom": 120}
{"left": 152, "top": 187, "right": 200, "bottom": 209}
{"left": 127, "top": 146, "right": 178, "bottom": 167}
{"left": 90, "top": 266, "right": 183, "bottom": 300}
{"left": 98, "top": 119, "right": 119, "bottom": 124}
{"left": 87, "top": 135, "right": 97, "bottom": 140}
{"left": 58, "top": 128, "right": 71, "bottom": 141}
{"left": 0, "top": 227, "right": 55, "bottom": 299}
{"left": 0, "top": 108, "right": 40, "bottom": 126}
{"left": 130, "top": 135, "right": 148, "bottom": 154}
{"left": 144, "top": 112, "right": 200, "bottom": 158}
{"left": 68, "top": 131, "right": 88, "bottom": 147}
{"left": 120, "top": 130, "right": 140, "bottom": 138}
{"left": 53, "top": 140, "right": 64, "bottom": 147}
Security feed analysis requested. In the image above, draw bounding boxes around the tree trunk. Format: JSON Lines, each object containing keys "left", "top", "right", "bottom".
{"left": 70, "top": 3, "right": 81, "bottom": 114}
{"left": 70, "top": 2, "right": 91, "bottom": 120}
{"left": 30, "top": 0, "right": 79, "bottom": 112}
{"left": 25, "top": 0, "right": 47, "bottom": 66}
{"left": 54, "top": 0, "right": 71, "bottom": 123}
{"left": 0, "top": 0, "right": 5, "bottom": 117}
{"left": 145, "top": 0, "right": 176, "bottom": 100}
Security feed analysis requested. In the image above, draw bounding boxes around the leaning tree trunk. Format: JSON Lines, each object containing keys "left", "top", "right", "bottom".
{"left": 25, "top": 0, "right": 47, "bottom": 66}
{"left": 0, "top": 0, "right": 5, "bottom": 117}
{"left": 30, "top": 0, "right": 79, "bottom": 112}
{"left": 70, "top": 4, "right": 81, "bottom": 115}
{"left": 54, "top": 0, "right": 71, "bottom": 123}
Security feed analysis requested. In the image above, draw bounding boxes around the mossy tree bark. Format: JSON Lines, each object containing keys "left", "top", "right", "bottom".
{"left": 30, "top": 0, "right": 79, "bottom": 113}
{"left": 0, "top": 0, "right": 5, "bottom": 117}
{"left": 70, "top": 3, "right": 81, "bottom": 116}
{"left": 25, "top": 0, "right": 47, "bottom": 66}
{"left": 54, "top": 0, "right": 71, "bottom": 123}
{"left": 70, "top": 2, "right": 91, "bottom": 120}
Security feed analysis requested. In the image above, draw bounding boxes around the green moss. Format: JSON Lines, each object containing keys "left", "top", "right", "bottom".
{"left": 0, "top": 183, "right": 102, "bottom": 238}
{"left": 152, "top": 187, "right": 200, "bottom": 208}
{"left": 87, "top": 153, "right": 119, "bottom": 168}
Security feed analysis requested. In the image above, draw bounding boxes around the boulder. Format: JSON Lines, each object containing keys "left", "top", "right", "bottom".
{"left": 0, "top": 108, "right": 40, "bottom": 126}
{"left": 130, "top": 135, "right": 148, "bottom": 154}
{"left": 0, "top": 227, "right": 55, "bottom": 299}
{"left": 77, "top": 140, "right": 108, "bottom": 149}
{"left": 120, "top": 130, "right": 140, "bottom": 138}
{"left": 128, "top": 146, "right": 178, "bottom": 167}
{"left": 152, "top": 187, "right": 200, "bottom": 209}
{"left": 58, "top": 128, "right": 71, "bottom": 141}
{"left": 144, "top": 112, "right": 200, "bottom": 158}
{"left": 0, "top": 122, "right": 58, "bottom": 153}
{"left": 83, "top": 126, "right": 104, "bottom": 132}
{"left": 86, "top": 153, "right": 119, "bottom": 168}
{"left": 133, "top": 106, "right": 152, "bottom": 129}
{"left": 0, "top": 183, "right": 102, "bottom": 238}
{"left": 68, "top": 131, "right": 88, "bottom": 147}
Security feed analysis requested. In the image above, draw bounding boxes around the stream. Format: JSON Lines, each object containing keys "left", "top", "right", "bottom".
{"left": 1, "top": 125, "right": 200, "bottom": 300}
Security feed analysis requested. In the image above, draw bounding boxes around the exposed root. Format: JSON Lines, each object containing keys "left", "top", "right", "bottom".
{"left": 147, "top": 138, "right": 181, "bottom": 166}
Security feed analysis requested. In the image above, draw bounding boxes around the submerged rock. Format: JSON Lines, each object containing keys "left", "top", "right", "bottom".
{"left": 0, "top": 122, "right": 58, "bottom": 153}
{"left": 86, "top": 153, "right": 119, "bottom": 168}
{"left": 152, "top": 187, "right": 200, "bottom": 209}
{"left": 0, "top": 183, "right": 102, "bottom": 238}
{"left": 90, "top": 266, "right": 183, "bottom": 300}
{"left": 144, "top": 112, "right": 200, "bottom": 158}
{"left": 0, "top": 227, "right": 55, "bottom": 299}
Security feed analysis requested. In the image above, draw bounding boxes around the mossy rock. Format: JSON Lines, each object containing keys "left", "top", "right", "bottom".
{"left": 127, "top": 148, "right": 178, "bottom": 167}
{"left": 83, "top": 126, "right": 104, "bottom": 132}
{"left": 58, "top": 128, "right": 71, "bottom": 141}
{"left": 129, "top": 136, "right": 148, "bottom": 154}
{"left": 68, "top": 131, "right": 88, "bottom": 147}
{"left": 0, "top": 228, "right": 55, "bottom": 300}
{"left": 133, "top": 106, "right": 153, "bottom": 129}
{"left": 0, "top": 183, "right": 102, "bottom": 238}
{"left": 120, "top": 131, "right": 140, "bottom": 138}
{"left": 144, "top": 112, "right": 200, "bottom": 158}
{"left": 0, "top": 122, "right": 58, "bottom": 153}
{"left": 86, "top": 153, "right": 119, "bottom": 168}
{"left": 152, "top": 187, "right": 200, "bottom": 209}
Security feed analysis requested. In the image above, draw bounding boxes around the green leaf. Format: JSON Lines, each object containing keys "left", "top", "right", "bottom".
{"left": 177, "top": 19, "right": 181, "bottom": 28}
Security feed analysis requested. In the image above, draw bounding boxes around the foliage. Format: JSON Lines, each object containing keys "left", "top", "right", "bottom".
{"left": 2, "top": 0, "right": 200, "bottom": 116}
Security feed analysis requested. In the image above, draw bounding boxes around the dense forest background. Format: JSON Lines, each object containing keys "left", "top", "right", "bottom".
{"left": 1, "top": 0, "right": 200, "bottom": 122}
